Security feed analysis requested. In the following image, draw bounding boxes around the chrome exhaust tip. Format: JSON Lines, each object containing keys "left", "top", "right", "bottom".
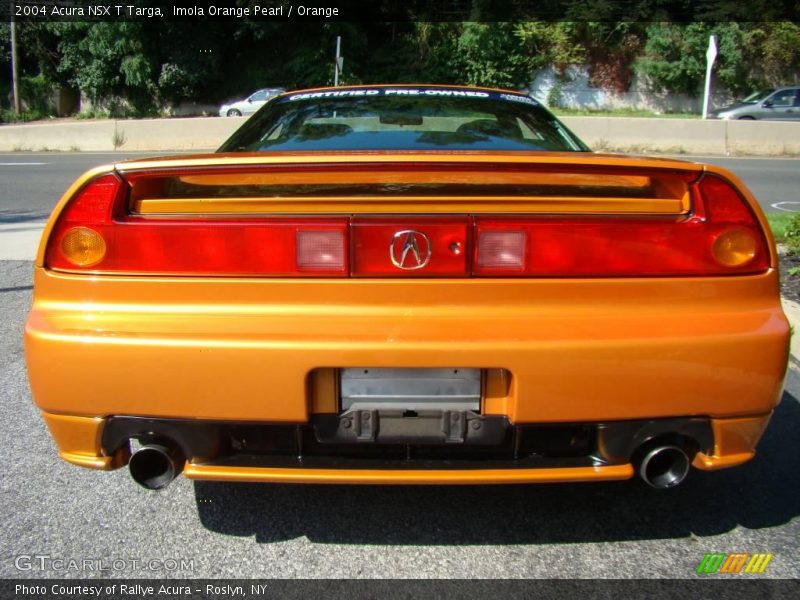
{"left": 128, "top": 443, "right": 183, "bottom": 490}
{"left": 638, "top": 444, "right": 690, "bottom": 489}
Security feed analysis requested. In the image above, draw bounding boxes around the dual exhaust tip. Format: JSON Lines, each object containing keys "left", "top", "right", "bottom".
{"left": 126, "top": 439, "right": 692, "bottom": 490}
{"left": 128, "top": 443, "right": 184, "bottom": 491}
{"left": 637, "top": 444, "right": 691, "bottom": 490}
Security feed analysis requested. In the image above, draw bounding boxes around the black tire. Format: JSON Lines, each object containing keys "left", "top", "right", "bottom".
{"left": 738, "top": 116, "right": 756, "bottom": 120}
{"left": 226, "top": 109, "right": 242, "bottom": 117}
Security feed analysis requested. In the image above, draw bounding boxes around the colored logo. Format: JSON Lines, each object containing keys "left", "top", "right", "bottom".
{"left": 696, "top": 553, "right": 773, "bottom": 574}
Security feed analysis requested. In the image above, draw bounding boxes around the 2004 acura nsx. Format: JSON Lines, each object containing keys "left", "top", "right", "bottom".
{"left": 25, "top": 85, "right": 790, "bottom": 490}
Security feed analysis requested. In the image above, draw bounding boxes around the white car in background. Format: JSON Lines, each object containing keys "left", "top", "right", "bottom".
{"left": 218, "top": 88, "right": 285, "bottom": 117}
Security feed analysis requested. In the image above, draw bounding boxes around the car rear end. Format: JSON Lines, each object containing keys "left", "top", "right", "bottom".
{"left": 24, "top": 150, "right": 789, "bottom": 490}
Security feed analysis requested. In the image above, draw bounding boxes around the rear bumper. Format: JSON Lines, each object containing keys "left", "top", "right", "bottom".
{"left": 26, "top": 268, "right": 789, "bottom": 483}
{"left": 26, "top": 269, "right": 789, "bottom": 422}
{"left": 41, "top": 410, "right": 772, "bottom": 483}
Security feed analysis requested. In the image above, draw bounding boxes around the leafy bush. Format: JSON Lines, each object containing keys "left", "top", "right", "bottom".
{"left": 784, "top": 212, "right": 800, "bottom": 255}
{"left": 1, "top": 108, "right": 48, "bottom": 122}
{"left": 0, "top": 74, "right": 57, "bottom": 121}
{"left": 20, "top": 74, "right": 56, "bottom": 114}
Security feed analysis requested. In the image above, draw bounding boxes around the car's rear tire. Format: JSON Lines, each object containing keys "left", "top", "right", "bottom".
{"left": 227, "top": 109, "right": 242, "bottom": 117}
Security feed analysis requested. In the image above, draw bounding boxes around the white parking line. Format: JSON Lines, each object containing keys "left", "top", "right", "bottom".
{"left": 772, "top": 202, "right": 800, "bottom": 213}
{"left": 0, "top": 162, "right": 48, "bottom": 166}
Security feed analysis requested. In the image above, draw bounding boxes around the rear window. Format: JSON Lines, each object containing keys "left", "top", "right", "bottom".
{"left": 218, "top": 87, "right": 589, "bottom": 153}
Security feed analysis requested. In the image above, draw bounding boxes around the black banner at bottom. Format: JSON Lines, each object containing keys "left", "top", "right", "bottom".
{"left": 2, "top": 579, "right": 799, "bottom": 600}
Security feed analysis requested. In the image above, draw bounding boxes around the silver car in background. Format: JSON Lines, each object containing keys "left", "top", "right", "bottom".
{"left": 709, "top": 86, "right": 800, "bottom": 120}
{"left": 219, "top": 88, "right": 285, "bottom": 117}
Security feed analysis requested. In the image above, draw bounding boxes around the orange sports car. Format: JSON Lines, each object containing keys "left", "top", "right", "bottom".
{"left": 25, "top": 85, "right": 790, "bottom": 490}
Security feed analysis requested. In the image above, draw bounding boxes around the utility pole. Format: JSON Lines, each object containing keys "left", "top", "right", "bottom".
{"left": 702, "top": 35, "right": 718, "bottom": 120}
{"left": 333, "top": 36, "right": 342, "bottom": 86}
{"left": 10, "top": 1, "right": 20, "bottom": 114}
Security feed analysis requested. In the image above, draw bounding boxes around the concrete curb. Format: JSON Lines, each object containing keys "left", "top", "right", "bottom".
{"left": 781, "top": 298, "right": 800, "bottom": 364}
{"left": 0, "top": 221, "right": 45, "bottom": 261}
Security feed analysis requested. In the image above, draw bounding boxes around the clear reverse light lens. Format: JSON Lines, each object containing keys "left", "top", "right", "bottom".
{"left": 477, "top": 231, "right": 526, "bottom": 270}
{"left": 296, "top": 230, "right": 345, "bottom": 270}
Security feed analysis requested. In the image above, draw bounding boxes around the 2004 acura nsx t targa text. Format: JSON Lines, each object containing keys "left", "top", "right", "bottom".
{"left": 25, "top": 85, "right": 790, "bottom": 491}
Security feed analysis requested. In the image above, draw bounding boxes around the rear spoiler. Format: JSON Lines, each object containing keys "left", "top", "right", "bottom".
{"left": 116, "top": 152, "right": 704, "bottom": 217}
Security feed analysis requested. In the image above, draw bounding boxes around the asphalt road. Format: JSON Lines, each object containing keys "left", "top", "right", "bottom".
{"left": 1, "top": 153, "right": 799, "bottom": 579}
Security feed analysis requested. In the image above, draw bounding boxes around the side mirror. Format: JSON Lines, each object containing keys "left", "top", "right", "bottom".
{"left": 247, "top": 98, "right": 253, "bottom": 103}
{"left": 762, "top": 100, "right": 774, "bottom": 108}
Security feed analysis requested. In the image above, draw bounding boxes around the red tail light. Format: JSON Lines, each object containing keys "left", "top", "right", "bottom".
{"left": 474, "top": 174, "right": 770, "bottom": 277}
{"left": 46, "top": 173, "right": 348, "bottom": 277}
{"left": 46, "top": 174, "right": 121, "bottom": 271}
{"left": 46, "top": 170, "right": 769, "bottom": 278}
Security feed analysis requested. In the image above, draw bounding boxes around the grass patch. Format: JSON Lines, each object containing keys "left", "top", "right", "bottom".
{"left": 1, "top": 108, "right": 50, "bottom": 123}
{"left": 766, "top": 212, "right": 795, "bottom": 244}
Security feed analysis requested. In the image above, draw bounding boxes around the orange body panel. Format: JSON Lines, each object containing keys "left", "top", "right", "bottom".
{"left": 692, "top": 412, "right": 773, "bottom": 470}
{"left": 40, "top": 413, "right": 123, "bottom": 470}
{"left": 24, "top": 151, "right": 790, "bottom": 484}
{"left": 182, "top": 463, "right": 636, "bottom": 485}
{"left": 27, "top": 268, "right": 788, "bottom": 423}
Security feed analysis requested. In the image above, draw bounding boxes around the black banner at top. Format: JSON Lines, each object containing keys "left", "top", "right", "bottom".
{"left": 3, "top": 0, "right": 799, "bottom": 22}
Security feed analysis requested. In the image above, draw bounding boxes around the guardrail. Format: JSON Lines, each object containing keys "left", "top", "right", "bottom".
{"left": 1, "top": 116, "right": 799, "bottom": 155}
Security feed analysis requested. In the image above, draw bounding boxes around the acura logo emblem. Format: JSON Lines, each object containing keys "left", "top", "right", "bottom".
{"left": 390, "top": 230, "right": 431, "bottom": 270}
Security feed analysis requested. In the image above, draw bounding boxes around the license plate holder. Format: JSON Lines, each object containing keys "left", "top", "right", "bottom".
{"left": 339, "top": 367, "right": 481, "bottom": 412}
{"left": 316, "top": 368, "right": 500, "bottom": 445}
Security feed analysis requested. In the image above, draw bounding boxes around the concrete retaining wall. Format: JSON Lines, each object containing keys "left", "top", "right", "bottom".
{"left": 0, "top": 117, "right": 244, "bottom": 153}
{"left": 116, "top": 117, "right": 242, "bottom": 151}
{"left": 529, "top": 65, "right": 726, "bottom": 113}
{"left": 563, "top": 117, "right": 730, "bottom": 154}
{"left": 1, "top": 115, "right": 799, "bottom": 156}
{"left": 0, "top": 120, "right": 119, "bottom": 152}
{"left": 564, "top": 117, "right": 800, "bottom": 155}
{"left": 724, "top": 120, "right": 800, "bottom": 156}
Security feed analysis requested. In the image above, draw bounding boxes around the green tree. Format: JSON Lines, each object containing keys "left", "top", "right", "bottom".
{"left": 748, "top": 22, "right": 800, "bottom": 86}
{"left": 637, "top": 22, "right": 754, "bottom": 96}
{"left": 53, "top": 22, "right": 158, "bottom": 114}
{"left": 514, "top": 22, "right": 584, "bottom": 73}
{"left": 4, "top": 15, "right": 799, "bottom": 119}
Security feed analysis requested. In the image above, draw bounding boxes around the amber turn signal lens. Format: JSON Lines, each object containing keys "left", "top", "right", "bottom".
{"left": 60, "top": 227, "right": 106, "bottom": 267}
{"left": 711, "top": 228, "right": 757, "bottom": 267}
